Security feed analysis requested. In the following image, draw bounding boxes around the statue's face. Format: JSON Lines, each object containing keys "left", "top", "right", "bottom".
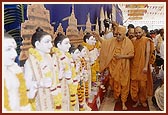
{"left": 71, "top": 49, "right": 80, "bottom": 60}
{"left": 86, "top": 36, "right": 96, "bottom": 45}
{"left": 4, "top": 38, "right": 17, "bottom": 66}
{"left": 36, "top": 35, "right": 53, "bottom": 53}
{"left": 80, "top": 47, "right": 87, "bottom": 57}
{"left": 58, "top": 38, "right": 71, "bottom": 52}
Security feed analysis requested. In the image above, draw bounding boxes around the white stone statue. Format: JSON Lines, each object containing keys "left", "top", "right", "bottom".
{"left": 82, "top": 33, "right": 100, "bottom": 83}
{"left": 24, "top": 27, "right": 55, "bottom": 111}
{"left": 77, "top": 44, "right": 92, "bottom": 111}
{"left": 3, "top": 32, "right": 31, "bottom": 111}
{"left": 52, "top": 32, "right": 78, "bottom": 111}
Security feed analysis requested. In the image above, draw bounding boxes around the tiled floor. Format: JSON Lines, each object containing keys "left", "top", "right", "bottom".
{"left": 99, "top": 90, "right": 159, "bottom": 111}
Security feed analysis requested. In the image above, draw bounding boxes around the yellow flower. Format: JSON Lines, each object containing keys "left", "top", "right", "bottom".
{"left": 65, "top": 52, "right": 72, "bottom": 59}
{"left": 53, "top": 92, "right": 62, "bottom": 109}
{"left": 45, "top": 71, "right": 52, "bottom": 78}
{"left": 71, "top": 67, "right": 76, "bottom": 79}
{"left": 79, "top": 108, "right": 85, "bottom": 111}
{"left": 29, "top": 48, "right": 43, "bottom": 62}
{"left": 71, "top": 100, "right": 76, "bottom": 106}
{"left": 52, "top": 47, "right": 62, "bottom": 57}
{"left": 64, "top": 64, "right": 69, "bottom": 71}
{"left": 28, "top": 48, "right": 53, "bottom": 79}
{"left": 4, "top": 72, "right": 34, "bottom": 111}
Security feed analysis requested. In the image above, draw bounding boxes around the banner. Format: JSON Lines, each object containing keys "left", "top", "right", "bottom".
{"left": 126, "top": 4, "right": 148, "bottom": 8}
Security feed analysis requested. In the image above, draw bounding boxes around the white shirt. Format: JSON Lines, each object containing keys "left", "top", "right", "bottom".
{"left": 160, "top": 40, "right": 164, "bottom": 59}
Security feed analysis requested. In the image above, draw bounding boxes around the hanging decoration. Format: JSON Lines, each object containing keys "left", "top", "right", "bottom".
{"left": 126, "top": 4, "right": 148, "bottom": 8}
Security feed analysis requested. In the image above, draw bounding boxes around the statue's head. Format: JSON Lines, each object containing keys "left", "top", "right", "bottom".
{"left": 77, "top": 44, "right": 87, "bottom": 57}
{"left": 4, "top": 32, "right": 17, "bottom": 66}
{"left": 69, "top": 44, "right": 80, "bottom": 60}
{"left": 83, "top": 33, "right": 96, "bottom": 45}
{"left": 54, "top": 32, "right": 71, "bottom": 52}
{"left": 31, "top": 27, "right": 53, "bottom": 53}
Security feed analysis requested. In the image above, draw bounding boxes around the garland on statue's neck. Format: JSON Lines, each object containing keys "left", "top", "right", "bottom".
{"left": 82, "top": 42, "right": 95, "bottom": 51}
{"left": 4, "top": 71, "right": 31, "bottom": 110}
{"left": 77, "top": 80, "right": 85, "bottom": 111}
{"left": 51, "top": 47, "right": 72, "bottom": 73}
{"left": 29, "top": 48, "right": 62, "bottom": 111}
{"left": 82, "top": 42, "right": 100, "bottom": 82}
{"left": 52, "top": 47, "right": 78, "bottom": 110}
{"left": 29, "top": 48, "right": 52, "bottom": 78}
{"left": 80, "top": 57, "right": 89, "bottom": 93}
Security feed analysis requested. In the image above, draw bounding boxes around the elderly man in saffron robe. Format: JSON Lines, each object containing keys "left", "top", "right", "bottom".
{"left": 92, "top": 25, "right": 134, "bottom": 110}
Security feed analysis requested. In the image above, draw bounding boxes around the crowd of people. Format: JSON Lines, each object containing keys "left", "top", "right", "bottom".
{"left": 3, "top": 19, "right": 164, "bottom": 111}
{"left": 96, "top": 20, "right": 164, "bottom": 111}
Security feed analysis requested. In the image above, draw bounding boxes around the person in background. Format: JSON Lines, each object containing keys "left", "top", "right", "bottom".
{"left": 103, "top": 19, "right": 114, "bottom": 39}
{"left": 152, "top": 62, "right": 164, "bottom": 111}
{"left": 126, "top": 24, "right": 134, "bottom": 37}
{"left": 155, "top": 28, "right": 164, "bottom": 58}
{"left": 159, "top": 34, "right": 164, "bottom": 60}
{"left": 127, "top": 28, "right": 135, "bottom": 40}
{"left": 130, "top": 26, "right": 153, "bottom": 108}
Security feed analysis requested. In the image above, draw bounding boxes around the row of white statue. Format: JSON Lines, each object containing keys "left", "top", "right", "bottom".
{"left": 4, "top": 27, "right": 101, "bottom": 111}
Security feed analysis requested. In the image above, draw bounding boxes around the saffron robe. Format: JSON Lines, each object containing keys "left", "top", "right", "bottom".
{"left": 100, "top": 37, "right": 134, "bottom": 87}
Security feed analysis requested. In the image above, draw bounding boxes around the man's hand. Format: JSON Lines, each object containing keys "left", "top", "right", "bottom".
{"left": 142, "top": 67, "right": 148, "bottom": 74}
{"left": 114, "top": 54, "right": 123, "bottom": 59}
{"left": 92, "top": 31, "right": 100, "bottom": 40}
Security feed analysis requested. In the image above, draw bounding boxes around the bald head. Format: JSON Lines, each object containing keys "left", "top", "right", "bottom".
{"left": 115, "top": 25, "right": 126, "bottom": 41}
{"left": 135, "top": 26, "right": 143, "bottom": 39}
{"left": 116, "top": 25, "right": 126, "bottom": 34}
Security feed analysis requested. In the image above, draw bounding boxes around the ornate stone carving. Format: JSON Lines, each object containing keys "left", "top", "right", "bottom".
{"left": 20, "top": 4, "right": 54, "bottom": 62}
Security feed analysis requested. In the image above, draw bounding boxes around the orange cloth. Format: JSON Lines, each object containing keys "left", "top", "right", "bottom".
{"left": 130, "top": 36, "right": 153, "bottom": 99}
{"left": 130, "top": 80, "right": 147, "bottom": 103}
{"left": 115, "top": 25, "right": 126, "bottom": 34}
{"left": 100, "top": 36, "right": 134, "bottom": 103}
{"left": 113, "top": 80, "right": 130, "bottom": 103}
{"left": 100, "top": 37, "right": 134, "bottom": 86}
{"left": 131, "top": 37, "right": 148, "bottom": 81}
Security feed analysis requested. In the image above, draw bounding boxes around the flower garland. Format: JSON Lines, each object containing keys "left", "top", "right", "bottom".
{"left": 4, "top": 81, "right": 10, "bottom": 110}
{"left": 85, "top": 81, "right": 89, "bottom": 102}
{"left": 82, "top": 42, "right": 95, "bottom": 51}
{"left": 17, "top": 73, "right": 32, "bottom": 107}
{"left": 29, "top": 48, "right": 52, "bottom": 78}
{"left": 4, "top": 72, "right": 32, "bottom": 111}
{"left": 52, "top": 47, "right": 78, "bottom": 110}
{"left": 29, "top": 48, "right": 62, "bottom": 111}
{"left": 51, "top": 47, "right": 71, "bottom": 72}
{"left": 53, "top": 90, "right": 62, "bottom": 111}
{"left": 82, "top": 42, "right": 100, "bottom": 82}
{"left": 80, "top": 57, "right": 89, "bottom": 101}
{"left": 77, "top": 80, "right": 85, "bottom": 111}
